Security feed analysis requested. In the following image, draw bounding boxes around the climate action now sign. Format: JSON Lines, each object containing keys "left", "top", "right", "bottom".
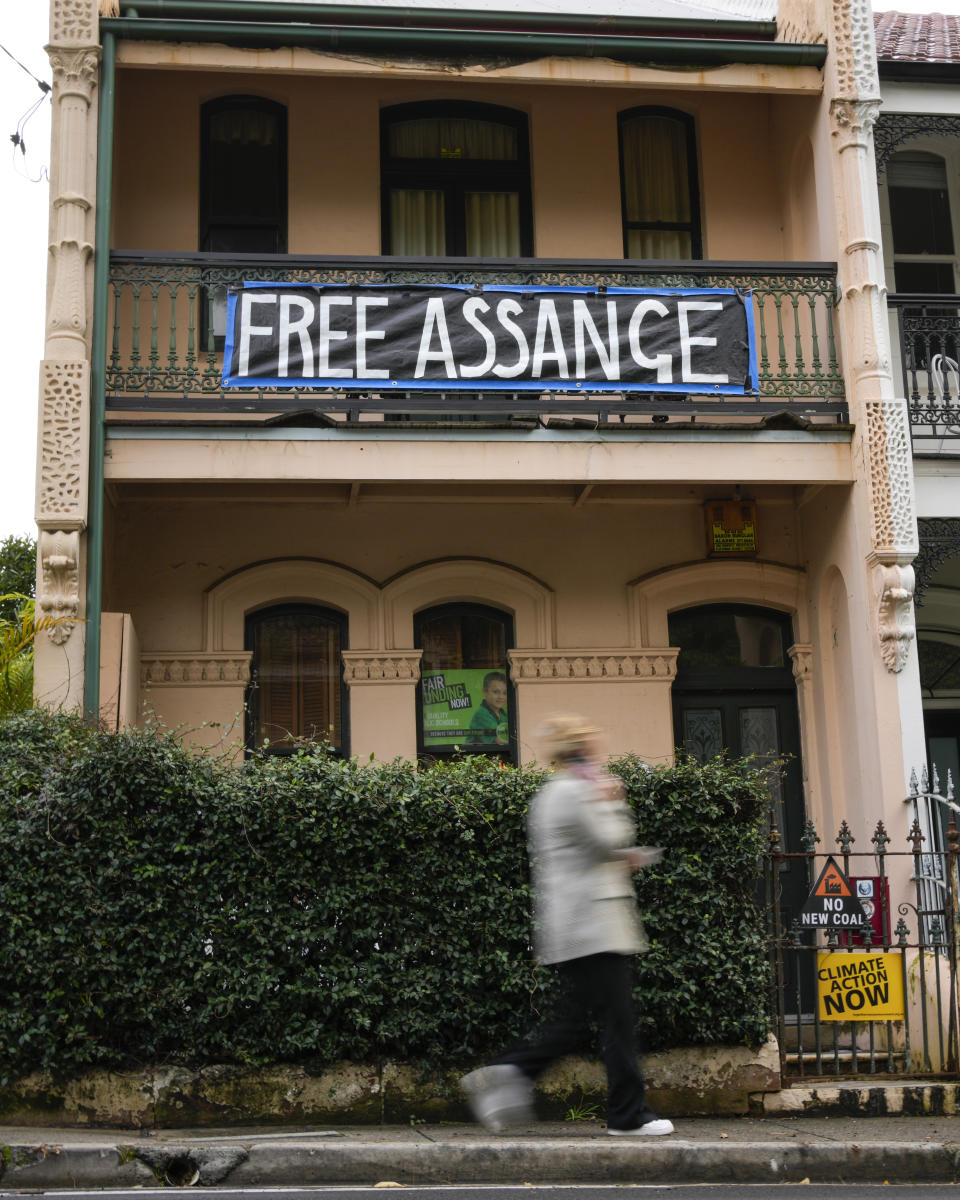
{"left": 817, "top": 952, "right": 905, "bottom": 1021}
{"left": 223, "top": 283, "right": 757, "bottom": 393}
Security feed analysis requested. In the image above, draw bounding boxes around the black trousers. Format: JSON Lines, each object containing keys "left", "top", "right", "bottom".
{"left": 492, "top": 952, "right": 656, "bottom": 1132}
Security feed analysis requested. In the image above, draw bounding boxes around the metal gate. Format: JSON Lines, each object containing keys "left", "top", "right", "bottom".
{"left": 766, "top": 768, "right": 960, "bottom": 1079}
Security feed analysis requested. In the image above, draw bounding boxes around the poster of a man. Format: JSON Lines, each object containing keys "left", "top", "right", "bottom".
{"left": 468, "top": 671, "right": 509, "bottom": 745}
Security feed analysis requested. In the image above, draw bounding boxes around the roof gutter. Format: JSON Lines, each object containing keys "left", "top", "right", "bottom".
{"left": 101, "top": 15, "right": 827, "bottom": 67}
{"left": 113, "top": 0, "right": 779, "bottom": 42}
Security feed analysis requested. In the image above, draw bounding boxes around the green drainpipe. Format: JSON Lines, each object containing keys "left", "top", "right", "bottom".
{"left": 100, "top": 16, "right": 826, "bottom": 67}
{"left": 84, "top": 29, "right": 115, "bottom": 720}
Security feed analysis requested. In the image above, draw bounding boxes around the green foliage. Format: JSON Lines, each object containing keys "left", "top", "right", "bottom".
{"left": 0, "top": 537, "right": 36, "bottom": 624}
{"left": 0, "top": 713, "right": 770, "bottom": 1084}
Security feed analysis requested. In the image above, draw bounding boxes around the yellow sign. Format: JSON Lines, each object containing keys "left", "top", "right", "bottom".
{"left": 704, "top": 499, "right": 759, "bottom": 557}
{"left": 816, "top": 952, "right": 904, "bottom": 1021}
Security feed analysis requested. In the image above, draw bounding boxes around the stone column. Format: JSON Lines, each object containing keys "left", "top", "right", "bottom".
{"left": 824, "top": 0, "right": 926, "bottom": 800}
{"left": 34, "top": 0, "right": 99, "bottom": 712}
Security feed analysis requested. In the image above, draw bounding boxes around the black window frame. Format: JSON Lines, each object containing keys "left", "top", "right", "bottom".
{"left": 244, "top": 602, "right": 349, "bottom": 758}
{"left": 618, "top": 105, "right": 702, "bottom": 260}
{"left": 199, "top": 93, "right": 289, "bottom": 256}
{"left": 414, "top": 601, "right": 516, "bottom": 763}
{"left": 380, "top": 100, "right": 534, "bottom": 257}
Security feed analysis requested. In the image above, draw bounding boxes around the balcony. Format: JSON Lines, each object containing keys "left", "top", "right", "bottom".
{"left": 106, "top": 253, "right": 846, "bottom": 426}
{"left": 888, "top": 293, "right": 960, "bottom": 453}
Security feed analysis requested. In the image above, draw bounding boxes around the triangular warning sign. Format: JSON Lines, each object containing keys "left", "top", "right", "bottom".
{"left": 799, "top": 856, "right": 869, "bottom": 930}
{"left": 815, "top": 860, "right": 852, "bottom": 898}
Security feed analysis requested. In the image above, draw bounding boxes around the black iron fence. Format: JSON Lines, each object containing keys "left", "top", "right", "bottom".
{"left": 889, "top": 293, "right": 960, "bottom": 445}
{"left": 105, "top": 252, "right": 847, "bottom": 423}
{"left": 767, "top": 767, "right": 960, "bottom": 1080}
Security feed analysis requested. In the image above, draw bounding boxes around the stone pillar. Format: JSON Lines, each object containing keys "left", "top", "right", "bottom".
{"left": 824, "top": 0, "right": 926, "bottom": 798}
{"left": 34, "top": 0, "right": 99, "bottom": 712}
{"left": 342, "top": 651, "right": 423, "bottom": 762}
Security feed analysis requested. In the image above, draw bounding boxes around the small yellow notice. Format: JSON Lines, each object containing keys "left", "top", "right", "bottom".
{"left": 816, "top": 952, "right": 904, "bottom": 1021}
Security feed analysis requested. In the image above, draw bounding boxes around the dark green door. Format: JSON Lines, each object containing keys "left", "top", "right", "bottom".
{"left": 669, "top": 605, "right": 809, "bottom": 1007}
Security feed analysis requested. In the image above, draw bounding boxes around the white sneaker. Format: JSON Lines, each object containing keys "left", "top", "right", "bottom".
{"left": 608, "top": 1118, "right": 675, "bottom": 1136}
{"left": 460, "top": 1065, "right": 534, "bottom": 1133}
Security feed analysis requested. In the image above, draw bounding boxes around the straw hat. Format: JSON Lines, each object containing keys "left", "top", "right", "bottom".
{"left": 536, "top": 713, "right": 601, "bottom": 757}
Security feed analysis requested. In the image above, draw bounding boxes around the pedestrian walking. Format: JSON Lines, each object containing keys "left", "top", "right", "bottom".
{"left": 461, "top": 713, "right": 673, "bottom": 1137}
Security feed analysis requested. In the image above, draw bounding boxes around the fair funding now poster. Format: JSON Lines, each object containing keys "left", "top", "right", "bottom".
{"left": 421, "top": 668, "right": 509, "bottom": 748}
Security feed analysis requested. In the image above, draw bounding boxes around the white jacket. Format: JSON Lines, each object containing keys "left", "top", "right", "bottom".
{"left": 528, "top": 770, "right": 648, "bottom": 965}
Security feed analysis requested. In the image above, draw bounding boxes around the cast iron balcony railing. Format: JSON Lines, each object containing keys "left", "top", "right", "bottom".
{"left": 106, "top": 252, "right": 846, "bottom": 424}
{"left": 889, "top": 293, "right": 960, "bottom": 447}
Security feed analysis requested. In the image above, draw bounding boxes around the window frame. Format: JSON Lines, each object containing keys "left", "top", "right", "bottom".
{"left": 617, "top": 105, "right": 702, "bottom": 260}
{"left": 199, "top": 93, "right": 289, "bottom": 255}
{"left": 414, "top": 601, "right": 516, "bottom": 762}
{"left": 244, "top": 602, "right": 349, "bottom": 757}
{"left": 380, "top": 100, "right": 534, "bottom": 258}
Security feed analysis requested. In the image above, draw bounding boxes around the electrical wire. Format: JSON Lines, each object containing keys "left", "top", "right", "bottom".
{"left": 10, "top": 91, "right": 50, "bottom": 183}
{"left": 0, "top": 42, "right": 51, "bottom": 95}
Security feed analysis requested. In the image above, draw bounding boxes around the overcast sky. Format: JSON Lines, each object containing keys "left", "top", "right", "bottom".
{"left": 2, "top": 0, "right": 960, "bottom": 544}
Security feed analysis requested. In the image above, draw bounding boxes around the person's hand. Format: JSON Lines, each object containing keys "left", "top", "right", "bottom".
{"left": 621, "top": 846, "right": 664, "bottom": 870}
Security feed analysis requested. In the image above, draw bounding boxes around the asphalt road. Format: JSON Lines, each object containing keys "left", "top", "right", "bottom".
{"left": 4, "top": 1186, "right": 958, "bottom": 1199}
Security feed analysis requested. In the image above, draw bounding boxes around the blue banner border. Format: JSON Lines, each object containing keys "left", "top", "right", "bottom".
{"left": 222, "top": 282, "right": 758, "bottom": 394}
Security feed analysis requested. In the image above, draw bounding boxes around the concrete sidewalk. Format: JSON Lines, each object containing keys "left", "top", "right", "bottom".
{"left": 3, "top": 1113, "right": 960, "bottom": 1189}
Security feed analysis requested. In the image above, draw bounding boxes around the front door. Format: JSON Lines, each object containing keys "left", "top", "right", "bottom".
{"left": 669, "top": 605, "right": 808, "bottom": 1002}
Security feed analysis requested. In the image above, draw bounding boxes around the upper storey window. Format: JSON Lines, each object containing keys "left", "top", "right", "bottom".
{"left": 200, "top": 96, "right": 288, "bottom": 254}
{"left": 888, "top": 151, "right": 955, "bottom": 293}
{"left": 619, "top": 108, "right": 701, "bottom": 259}
{"left": 381, "top": 101, "right": 533, "bottom": 257}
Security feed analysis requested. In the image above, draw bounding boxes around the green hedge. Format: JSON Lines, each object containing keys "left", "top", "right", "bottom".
{"left": 0, "top": 711, "right": 770, "bottom": 1083}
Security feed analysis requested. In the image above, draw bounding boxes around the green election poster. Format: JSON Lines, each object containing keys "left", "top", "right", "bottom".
{"left": 421, "top": 668, "right": 509, "bottom": 747}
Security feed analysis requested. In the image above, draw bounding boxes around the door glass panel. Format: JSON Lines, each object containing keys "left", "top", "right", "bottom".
{"left": 682, "top": 708, "right": 723, "bottom": 762}
{"left": 465, "top": 191, "right": 520, "bottom": 257}
{"left": 670, "top": 609, "right": 786, "bottom": 669}
{"left": 740, "top": 705, "right": 785, "bottom": 835}
{"left": 389, "top": 189, "right": 446, "bottom": 256}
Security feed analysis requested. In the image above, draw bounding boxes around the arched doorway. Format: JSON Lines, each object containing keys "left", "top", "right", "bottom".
{"left": 669, "top": 603, "right": 807, "bottom": 928}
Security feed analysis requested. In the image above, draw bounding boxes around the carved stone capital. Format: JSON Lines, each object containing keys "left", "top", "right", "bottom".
{"left": 508, "top": 649, "right": 679, "bottom": 682}
{"left": 37, "top": 360, "right": 89, "bottom": 528}
{"left": 48, "top": 47, "right": 99, "bottom": 100}
{"left": 38, "top": 529, "right": 81, "bottom": 644}
{"left": 874, "top": 561, "right": 916, "bottom": 673}
{"left": 49, "top": 0, "right": 98, "bottom": 49}
{"left": 830, "top": 98, "right": 882, "bottom": 150}
{"left": 342, "top": 650, "right": 422, "bottom": 684}
{"left": 140, "top": 653, "right": 253, "bottom": 686}
{"left": 788, "top": 643, "right": 813, "bottom": 683}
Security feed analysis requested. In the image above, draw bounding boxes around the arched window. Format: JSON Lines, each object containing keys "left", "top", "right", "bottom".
{"left": 200, "top": 95, "right": 288, "bottom": 255}
{"left": 381, "top": 101, "right": 533, "bottom": 257}
{"left": 618, "top": 107, "right": 701, "bottom": 259}
{"left": 245, "top": 604, "right": 348, "bottom": 755}
{"left": 414, "top": 603, "right": 515, "bottom": 760}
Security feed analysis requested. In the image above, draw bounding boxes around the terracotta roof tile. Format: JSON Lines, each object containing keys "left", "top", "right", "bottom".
{"left": 874, "top": 11, "right": 960, "bottom": 64}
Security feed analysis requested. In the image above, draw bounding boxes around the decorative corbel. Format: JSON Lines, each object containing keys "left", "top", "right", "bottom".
{"left": 874, "top": 561, "right": 916, "bottom": 673}
{"left": 38, "top": 529, "right": 81, "bottom": 644}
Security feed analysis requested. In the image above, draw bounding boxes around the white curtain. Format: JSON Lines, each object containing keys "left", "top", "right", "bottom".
{"left": 388, "top": 117, "right": 517, "bottom": 161}
{"left": 466, "top": 191, "right": 520, "bottom": 257}
{"left": 622, "top": 114, "right": 691, "bottom": 257}
{"left": 390, "top": 189, "right": 446, "bottom": 256}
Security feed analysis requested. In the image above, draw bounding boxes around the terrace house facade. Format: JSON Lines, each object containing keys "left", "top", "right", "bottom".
{"left": 35, "top": 0, "right": 925, "bottom": 915}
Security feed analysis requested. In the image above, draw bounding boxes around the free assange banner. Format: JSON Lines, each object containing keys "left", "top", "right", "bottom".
{"left": 223, "top": 283, "right": 757, "bottom": 393}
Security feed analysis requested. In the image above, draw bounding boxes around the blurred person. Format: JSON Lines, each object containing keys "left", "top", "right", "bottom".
{"left": 461, "top": 714, "right": 672, "bottom": 1137}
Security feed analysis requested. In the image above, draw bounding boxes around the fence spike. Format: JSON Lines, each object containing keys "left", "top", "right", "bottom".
{"left": 861, "top": 919, "right": 874, "bottom": 947}
{"left": 836, "top": 819, "right": 855, "bottom": 853}
{"left": 801, "top": 818, "right": 821, "bottom": 853}
{"left": 910, "top": 767, "right": 919, "bottom": 796}
{"left": 826, "top": 926, "right": 840, "bottom": 947}
{"left": 895, "top": 916, "right": 910, "bottom": 946}
{"left": 909, "top": 817, "right": 925, "bottom": 855}
{"left": 872, "top": 820, "right": 890, "bottom": 854}
{"left": 933, "top": 763, "right": 941, "bottom": 794}
{"left": 930, "top": 916, "right": 944, "bottom": 946}
{"left": 921, "top": 765, "right": 930, "bottom": 793}
{"left": 949, "top": 769, "right": 955, "bottom": 802}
